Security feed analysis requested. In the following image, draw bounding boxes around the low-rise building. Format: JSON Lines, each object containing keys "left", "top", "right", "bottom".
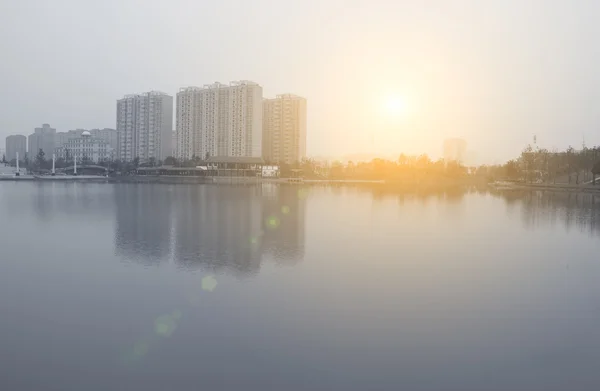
{"left": 55, "top": 131, "right": 114, "bottom": 163}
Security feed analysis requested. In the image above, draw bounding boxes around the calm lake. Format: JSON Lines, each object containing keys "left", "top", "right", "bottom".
{"left": 1, "top": 182, "right": 600, "bottom": 390}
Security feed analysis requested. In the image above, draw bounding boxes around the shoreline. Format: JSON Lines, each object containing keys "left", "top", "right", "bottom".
{"left": 0, "top": 175, "right": 387, "bottom": 185}
{"left": 489, "top": 181, "right": 600, "bottom": 193}
{"left": 10, "top": 175, "right": 598, "bottom": 194}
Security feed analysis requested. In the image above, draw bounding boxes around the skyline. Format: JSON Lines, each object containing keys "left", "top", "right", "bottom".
{"left": 3, "top": 0, "right": 600, "bottom": 163}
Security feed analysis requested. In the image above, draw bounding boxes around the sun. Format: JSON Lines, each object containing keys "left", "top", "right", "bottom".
{"left": 383, "top": 96, "right": 408, "bottom": 117}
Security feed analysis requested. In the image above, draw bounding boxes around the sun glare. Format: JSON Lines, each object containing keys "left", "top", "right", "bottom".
{"left": 384, "top": 96, "right": 407, "bottom": 117}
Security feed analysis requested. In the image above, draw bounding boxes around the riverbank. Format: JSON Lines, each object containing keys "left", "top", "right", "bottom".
{"left": 0, "top": 175, "right": 109, "bottom": 182}
{"left": 489, "top": 181, "right": 600, "bottom": 193}
{"left": 0, "top": 175, "right": 386, "bottom": 185}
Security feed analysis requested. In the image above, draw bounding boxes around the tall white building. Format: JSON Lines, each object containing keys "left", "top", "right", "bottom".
{"left": 262, "top": 94, "right": 307, "bottom": 165}
{"left": 117, "top": 91, "right": 173, "bottom": 162}
{"left": 176, "top": 81, "right": 263, "bottom": 161}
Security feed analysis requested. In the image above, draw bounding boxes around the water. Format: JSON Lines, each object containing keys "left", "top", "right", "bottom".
{"left": 1, "top": 183, "right": 600, "bottom": 390}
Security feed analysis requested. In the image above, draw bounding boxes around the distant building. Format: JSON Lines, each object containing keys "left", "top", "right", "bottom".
{"left": 55, "top": 131, "right": 114, "bottom": 163}
{"left": 262, "top": 94, "right": 307, "bottom": 165}
{"left": 55, "top": 128, "right": 118, "bottom": 159}
{"left": 55, "top": 130, "right": 84, "bottom": 149}
{"left": 176, "top": 81, "right": 263, "bottom": 161}
{"left": 117, "top": 91, "right": 173, "bottom": 163}
{"left": 28, "top": 123, "right": 56, "bottom": 157}
{"left": 5, "top": 135, "right": 27, "bottom": 161}
{"left": 90, "top": 128, "right": 118, "bottom": 152}
{"left": 443, "top": 138, "right": 467, "bottom": 164}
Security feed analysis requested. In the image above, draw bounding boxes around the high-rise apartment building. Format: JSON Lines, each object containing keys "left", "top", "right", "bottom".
{"left": 5, "top": 135, "right": 27, "bottom": 161}
{"left": 262, "top": 94, "right": 307, "bottom": 165}
{"left": 28, "top": 124, "right": 56, "bottom": 157}
{"left": 176, "top": 81, "right": 263, "bottom": 161}
{"left": 117, "top": 91, "right": 173, "bottom": 162}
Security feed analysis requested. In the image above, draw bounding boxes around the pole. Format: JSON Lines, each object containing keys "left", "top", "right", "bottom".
{"left": 16, "top": 152, "right": 20, "bottom": 176}
{"left": 52, "top": 154, "right": 56, "bottom": 175}
{"left": 74, "top": 156, "right": 77, "bottom": 175}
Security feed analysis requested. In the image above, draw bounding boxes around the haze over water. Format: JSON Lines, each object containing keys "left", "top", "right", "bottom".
{"left": 1, "top": 183, "right": 600, "bottom": 390}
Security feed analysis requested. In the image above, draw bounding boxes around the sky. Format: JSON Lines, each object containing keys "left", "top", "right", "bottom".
{"left": 1, "top": 0, "right": 600, "bottom": 164}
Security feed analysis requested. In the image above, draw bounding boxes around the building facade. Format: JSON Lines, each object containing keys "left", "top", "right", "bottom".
{"left": 117, "top": 91, "right": 173, "bottom": 163}
{"left": 176, "top": 81, "right": 263, "bottom": 161}
{"left": 56, "top": 128, "right": 118, "bottom": 153}
{"left": 90, "top": 128, "right": 118, "bottom": 152}
{"left": 262, "top": 94, "right": 307, "bottom": 165}
{"left": 5, "top": 135, "right": 27, "bottom": 161}
{"left": 28, "top": 123, "right": 56, "bottom": 157}
{"left": 55, "top": 130, "right": 83, "bottom": 149}
{"left": 172, "top": 131, "right": 177, "bottom": 157}
{"left": 55, "top": 131, "right": 114, "bottom": 163}
{"left": 443, "top": 138, "right": 467, "bottom": 164}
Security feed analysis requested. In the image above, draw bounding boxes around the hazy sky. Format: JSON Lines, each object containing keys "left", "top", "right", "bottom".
{"left": 1, "top": 0, "right": 600, "bottom": 163}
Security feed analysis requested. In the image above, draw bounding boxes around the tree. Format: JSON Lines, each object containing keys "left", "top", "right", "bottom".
{"left": 98, "top": 158, "right": 110, "bottom": 168}
{"left": 593, "top": 160, "right": 600, "bottom": 185}
{"left": 35, "top": 149, "right": 46, "bottom": 169}
{"left": 329, "top": 161, "right": 344, "bottom": 179}
{"left": 164, "top": 156, "right": 178, "bottom": 166}
{"left": 110, "top": 159, "right": 123, "bottom": 172}
{"left": 81, "top": 155, "right": 92, "bottom": 166}
{"left": 55, "top": 157, "right": 66, "bottom": 168}
{"left": 504, "top": 160, "right": 520, "bottom": 179}
{"left": 521, "top": 145, "right": 534, "bottom": 183}
{"left": 566, "top": 146, "right": 576, "bottom": 184}
{"left": 148, "top": 157, "right": 156, "bottom": 167}
{"left": 132, "top": 157, "right": 140, "bottom": 168}
{"left": 1, "top": 154, "right": 6, "bottom": 164}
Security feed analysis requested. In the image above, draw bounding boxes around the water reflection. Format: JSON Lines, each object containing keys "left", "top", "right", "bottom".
{"left": 261, "top": 184, "right": 306, "bottom": 265}
{"left": 114, "top": 184, "right": 173, "bottom": 265}
{"left": 500, "top": 190, "right": 600, "bottom": 235}
{"left": 334, "top": 184, "right": 600, "bottom": 238}
{"left": 2, "top": 182, "right": 114, "bottom": 221}
{"left": 113, "top": 184, "right": 307, "bottom": 275}
{"left": 5, "top": 182, "right": 600, "bottom": 389}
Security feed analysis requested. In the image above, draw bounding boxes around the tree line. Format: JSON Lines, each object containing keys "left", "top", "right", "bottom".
{"left": 492, "top": 144, "right": 600, "bottom": 184}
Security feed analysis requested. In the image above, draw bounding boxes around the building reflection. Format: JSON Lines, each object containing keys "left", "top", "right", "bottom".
{"left": 171, "top": 185, "right": 264, "bottom": 275}
{"left": 114, "top": 184, "right": 173, "bottom": 265}
{"left": 112, "top": 184, "right": 307, "bottom": 275}
{"left": 13, "top": 182, "right": 115, "bottom": 222}
{"left": 260, "top": 184, "right": 306, "bottom": 266}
